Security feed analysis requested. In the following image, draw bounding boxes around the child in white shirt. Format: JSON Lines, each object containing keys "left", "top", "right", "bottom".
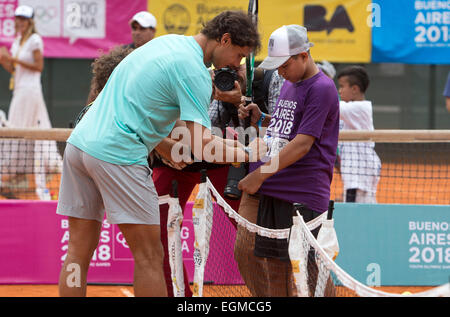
{"left": 337, "top": 66, "right": 381, "bottom": 203}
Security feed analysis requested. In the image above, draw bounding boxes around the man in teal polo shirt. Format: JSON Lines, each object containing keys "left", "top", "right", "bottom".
{"left": 56, "top": 11, "right": 261, "bottom": 297}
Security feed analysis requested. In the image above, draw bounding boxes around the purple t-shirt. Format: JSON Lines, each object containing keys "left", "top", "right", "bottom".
{"left": 250, "top": 70, "right": 339, "bottom": 213}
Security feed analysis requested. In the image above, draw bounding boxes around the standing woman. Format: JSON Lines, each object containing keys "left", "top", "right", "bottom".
{"left": 0, "top": 5, "right": 61, "bottom": 200}
{"left": 0, "top": 5, "right": 50, "bottom": 127}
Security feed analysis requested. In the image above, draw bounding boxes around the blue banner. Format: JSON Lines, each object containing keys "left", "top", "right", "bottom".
{"left": 334, "top": 203, "right": 450, "bottom": 286}
{"left": 372, "top": 0, "right": 450, "bottom": 64}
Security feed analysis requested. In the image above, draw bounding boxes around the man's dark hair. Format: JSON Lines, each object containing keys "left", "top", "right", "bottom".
{"left": 86, "top": 45, "right": 134, "bottom": 104}
{"left": 337, "top": 66, "right": 370, "bottom": 93}
{"left": 201, "top": 11, "right": 261, "bottom": 53}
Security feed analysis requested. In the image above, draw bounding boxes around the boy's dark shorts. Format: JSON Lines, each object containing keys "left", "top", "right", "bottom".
{"left": 254, "top": 194, "right": 322, "bottom": 261}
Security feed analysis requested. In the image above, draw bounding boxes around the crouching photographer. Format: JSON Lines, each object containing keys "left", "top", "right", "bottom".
{"left": 211, "top": 63, "right": 276, "bottom": 200}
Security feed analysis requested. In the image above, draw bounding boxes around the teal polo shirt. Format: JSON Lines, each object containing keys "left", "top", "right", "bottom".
{"left": 68, "top": 34, "right": 212, "bottom": 165}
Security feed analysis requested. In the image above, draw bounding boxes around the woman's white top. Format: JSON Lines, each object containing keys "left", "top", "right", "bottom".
{"left": 10, "top": 33, "right": 44, "bottom": 90}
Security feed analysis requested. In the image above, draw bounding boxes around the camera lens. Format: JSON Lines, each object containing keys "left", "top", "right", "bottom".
{"left": 214, "top": 68, "right": 237, "bottom": 91}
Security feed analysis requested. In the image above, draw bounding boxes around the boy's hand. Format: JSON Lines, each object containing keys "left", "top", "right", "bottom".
{"left": 238, "top": 169, "right": 264, "bottom": 195}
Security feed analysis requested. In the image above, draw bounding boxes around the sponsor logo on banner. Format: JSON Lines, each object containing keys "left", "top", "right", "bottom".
{"left": 20, "top": 0, "right": 61, "bottom": 37}
{"left": 408, "top": 220, "right": 450, "bottom": 270}
{"left": 18, "top": 0, "right": 106, "bottom": 43}
{"left": 0, "top": 0, "right": 148, "bottom": 58}
{"left": 299, "top": 0, "right": 372, "bottom": 63}
{"left": 371, "top": 0, "right": 450, "bottom": 64}
{"left": 413, "top": 1, "right": 450, "bottom": 48}
{"left": 149, "top": 0, "right": 245, "bottom": 35}
{"left": 304, "top": 4, "right": 354, "bottom": 34}
{"left": 63, "top": 0, "right": 106, "bottom": 44}
{"left": 60, "top": 218, "right": 133, "bottom": 267}
{"left": 60, "top": 218, "right": 113, "bottom": 267}
{"left": 163, "top": 3, "right": 190, "bottom": 35}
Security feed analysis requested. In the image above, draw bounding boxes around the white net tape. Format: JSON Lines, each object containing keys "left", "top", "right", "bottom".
{"left": 165, "top": 196, "right": 185, "bottom": 297}
{"left": 158, "top": 179, "right": 450, "bottom": 297}
{"left": 292, "top": 212, "right": 450, "bottom": 297}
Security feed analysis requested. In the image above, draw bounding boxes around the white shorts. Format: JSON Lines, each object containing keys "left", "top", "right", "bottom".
{"left": 56, "top": 143, "right": 160, "bottom": 225}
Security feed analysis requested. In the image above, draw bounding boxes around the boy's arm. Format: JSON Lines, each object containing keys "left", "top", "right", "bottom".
{"left": 238, "top": 133, "right": 315, "bottom": 194}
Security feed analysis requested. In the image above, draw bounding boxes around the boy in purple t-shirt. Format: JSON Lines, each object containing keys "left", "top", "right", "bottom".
{"left": 234, "top": 25, "right": 339, "bottom": 296}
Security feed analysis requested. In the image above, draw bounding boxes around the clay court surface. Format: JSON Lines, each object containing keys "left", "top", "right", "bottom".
{"left": 0, "top": 285, "right": 435, "bottom": 297}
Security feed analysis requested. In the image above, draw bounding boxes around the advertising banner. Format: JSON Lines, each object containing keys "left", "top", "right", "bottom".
{"left": 297, "top": 0, "right": 372, "bottom": 63}
{"left": 334, "top": 203, "right": 450, "bottom": 286}
{"left": 1, "top": 0, "right": 449, "bottom": 63}
{"left": 149, "top": 0, "right": 372, "bottom": 63}
{"left": 372, "top": 0, "right": 450, "bottom": 64}
{"left": 0, "top": 200, "right": 240, "bottom": 284}
{"left": 0, "top": 200, "right": 134, "bottom": 284}
{"left": 0, "top": 200, "right": 448, "bottom": 286}
{"left": 0, "top": 0, "right": 147, "bottom": 58}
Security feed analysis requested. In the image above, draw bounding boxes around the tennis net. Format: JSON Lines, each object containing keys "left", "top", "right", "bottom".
{"left": 1, "top": 128, "right": 449, "bottom": 297}
{"left": 0, "top": 128, "right": 68, "bottom": 200}
{"left": 0, "top": 128, "right": 449, "bottom": 205}
{"left": 184, "top": 176, "right": 450, "bottom": 297}
{"left": 332, "top": 130, "right": 450, "bottom": 205}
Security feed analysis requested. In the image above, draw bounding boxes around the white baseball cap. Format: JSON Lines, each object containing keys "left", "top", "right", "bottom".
{"left": 259, "top": 25, "right": 314, "bottom": 70}
{"left": 15, "top": 5, "right": 34, "bottom": 19}
{"left": 130, "top": 11, "right": 157, "bottom": 29}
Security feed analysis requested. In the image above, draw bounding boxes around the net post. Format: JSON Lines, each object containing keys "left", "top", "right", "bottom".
{"left": 171, "top": 179, "right": 178, "bottom": 198}
{"left": 327, "top": 200, "right": 334, "bottom": 220}
{"left": 292, "top": 203, "right": 306, "bottom": 217}
{"left": 200, "top": 169, "right": 207, "bottom": 183}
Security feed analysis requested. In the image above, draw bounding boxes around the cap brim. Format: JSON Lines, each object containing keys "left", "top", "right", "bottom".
{"left": 15, "top": 13, "right": 33, "bottom": 18}
{"left": 130, "top": 18, "right": 153, "bottom": 28}
{"left": 258, "top": 55, "right": 290, "bottom": 70}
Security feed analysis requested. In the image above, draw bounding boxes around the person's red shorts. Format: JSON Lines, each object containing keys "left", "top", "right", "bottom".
{"left": 152, "top": 165, "right": 241, "bottom": 297}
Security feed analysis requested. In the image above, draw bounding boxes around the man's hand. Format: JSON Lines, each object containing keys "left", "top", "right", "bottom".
{"left": 213, "top": 81, "right": 242, "bottom": 106}
{"left": 238, "top": 102, "right": 262, "bottom": 125}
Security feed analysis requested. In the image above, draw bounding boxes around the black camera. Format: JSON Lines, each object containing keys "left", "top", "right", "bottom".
{"left": 214, "top": 68, "right": 238, "bottom": 91}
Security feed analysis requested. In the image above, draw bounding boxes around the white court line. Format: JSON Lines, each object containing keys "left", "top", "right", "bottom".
{"left": 120, "top": 288, "right": 135, "bottom": 297}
